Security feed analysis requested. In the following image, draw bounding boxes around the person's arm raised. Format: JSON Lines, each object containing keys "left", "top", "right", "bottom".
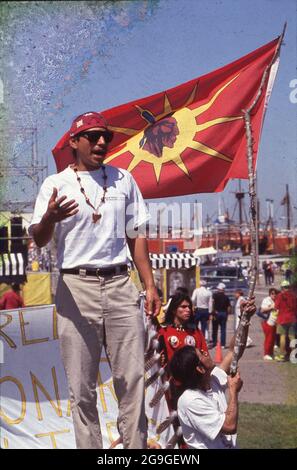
{"left": 221, "top": 371, "right": 243, "bottom": 434}
{"left": 32, "top": 188, "right": 79, "bottom": 247}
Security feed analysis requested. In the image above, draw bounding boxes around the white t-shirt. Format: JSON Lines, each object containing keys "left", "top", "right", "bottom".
{"left": 29, "top": 165, "right": 150, "bottom": 269}
{"left": 191, "top": 287, "right": 212, "bottom": 311}
{"left": 177, "top": 367, "right": 237, "bottom": 449}
{"left": 261, "top": 296, "right": 275, "bottom": 311}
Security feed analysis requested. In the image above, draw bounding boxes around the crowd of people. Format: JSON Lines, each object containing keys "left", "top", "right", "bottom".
{"left": 258, "top": 280, "right": 297, "bottom": 362}
{"left": 160, "top": 276, "right": 297, "bottom": 366}
{"left": 190, "top": 281, "right": 251, "bottom": 350}
{"left": 161, "top": 281, "right": 235, "bottom": 349}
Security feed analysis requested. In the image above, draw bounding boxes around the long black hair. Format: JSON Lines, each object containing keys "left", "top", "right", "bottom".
{"left": 164, "top": 293, "right": 195, "bottom": 327}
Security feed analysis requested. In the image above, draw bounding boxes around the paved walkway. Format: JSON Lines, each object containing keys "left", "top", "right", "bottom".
{"left": 209, "top": 277, "right": 295, "bottom": 405}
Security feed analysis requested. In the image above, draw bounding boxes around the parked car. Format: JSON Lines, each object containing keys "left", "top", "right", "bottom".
{"left": 200, "top": 265, "right": 249, "bottom": 309}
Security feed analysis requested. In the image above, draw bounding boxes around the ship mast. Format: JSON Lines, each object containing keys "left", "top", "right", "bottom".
{"left": 235, "top": 179, "right": 245, "bottom": 253}
{"left": 282, "top": 184, "right": 292, "bottom": 253}
{"left": 285, "top": 184, "right": 291, "bottom": 231}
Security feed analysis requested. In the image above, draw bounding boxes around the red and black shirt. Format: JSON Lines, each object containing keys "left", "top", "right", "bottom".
{"left": 158, "top": 324, "right": 208, "bottom": 364}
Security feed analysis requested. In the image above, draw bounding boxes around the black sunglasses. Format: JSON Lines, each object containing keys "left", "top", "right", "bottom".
{"left": 78, "top": 130, "right": 113, "bottom": 144}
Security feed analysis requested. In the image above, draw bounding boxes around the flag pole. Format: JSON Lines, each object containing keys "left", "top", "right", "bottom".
{"left": 230, "top": 24, "right": 287, "bottom": 375}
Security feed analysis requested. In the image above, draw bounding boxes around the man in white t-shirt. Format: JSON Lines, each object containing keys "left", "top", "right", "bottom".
{"left": 170, "top": 298, "right": 256, "bottom": 449}
{"left": 191, "top": 280, "right": 212, "bottom": 339}
{"left": 29, "top": 111, "right": 161, "bottom": 449}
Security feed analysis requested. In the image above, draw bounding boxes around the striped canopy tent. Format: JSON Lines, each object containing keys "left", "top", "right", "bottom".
{"left": 0, "top": 253, "right": 27, "bottom": 284}
{"left": 149, "top": 252, "right": 200, "bottom": 270}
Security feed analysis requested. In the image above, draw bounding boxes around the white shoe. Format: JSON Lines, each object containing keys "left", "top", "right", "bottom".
{"left": 263, "top": 355, "right": 274, "bottom": 361}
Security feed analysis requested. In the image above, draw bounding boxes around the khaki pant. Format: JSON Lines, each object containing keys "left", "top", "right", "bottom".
{"left": 56, "top": 272, "right": 147, "bottom": 449}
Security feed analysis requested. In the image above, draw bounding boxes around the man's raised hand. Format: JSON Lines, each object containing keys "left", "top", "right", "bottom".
{"left": 45, "top": 188, "right": 79, "bottom": 224}
{"left": 228, "top": 370, "right": 243, "bottom": 394}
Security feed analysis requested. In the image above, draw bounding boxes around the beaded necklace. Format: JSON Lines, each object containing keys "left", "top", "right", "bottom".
{"left": 71, "top": 165, "right": 108, "bottom": 223}
{"left": 173, "top": 324, "right": 185, "bottom": 331}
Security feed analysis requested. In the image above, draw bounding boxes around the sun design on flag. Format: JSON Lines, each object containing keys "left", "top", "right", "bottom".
{"left": 105, "top": 74, "right": 242, "bottom": 182}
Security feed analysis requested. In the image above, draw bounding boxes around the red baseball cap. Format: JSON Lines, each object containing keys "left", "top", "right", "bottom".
{"left": 69, "top": 111, "right": 113, "bottom": 140}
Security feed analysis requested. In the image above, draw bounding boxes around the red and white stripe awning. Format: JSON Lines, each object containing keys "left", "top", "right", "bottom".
{"left": 149, "top": 253, "right": 200, "bottom": 270}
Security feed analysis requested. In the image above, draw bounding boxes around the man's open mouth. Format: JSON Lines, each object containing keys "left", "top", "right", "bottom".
{"left": 92, "top": 149, "right": 106, "bottom": 156}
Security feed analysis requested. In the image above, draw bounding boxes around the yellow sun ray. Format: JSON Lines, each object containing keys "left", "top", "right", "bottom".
{"left": 183, "top": 83, "right": 198, "bottom": 107}
{"left": 126, "top": 152, "right": 190, "bottom": 182}
{"left": 187, "top": 142, "right": 233, "bottom": 163}
{"left": 168, "top": 155, "right": 189, "bottom": 174}
{"left": 156, "top": 85, "right": 198, "bottom": 120}
{"left": 105, "top": 75, "right": 242, "bottom": 181}
{"left": 196, "top": 116, "right": 242, "bottom": 132}
{"left": 163, "top": 94, "right": 173, "bottom": 116}
{"left": 193, "top": 74, "right": 240, "bottom": 117}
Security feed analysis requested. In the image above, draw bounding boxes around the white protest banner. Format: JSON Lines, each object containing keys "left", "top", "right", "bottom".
{"left": 0, "top": 305, "right": 173, "bottom": 449}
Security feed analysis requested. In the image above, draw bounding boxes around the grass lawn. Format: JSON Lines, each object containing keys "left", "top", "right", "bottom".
{"left": 238, "top": 403, "right": 297, "bottom": 448}
{"left": 238, "top": 363, "right": 297, "bottom": 448}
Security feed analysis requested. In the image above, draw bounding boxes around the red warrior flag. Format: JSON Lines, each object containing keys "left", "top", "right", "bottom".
{"left": 53, "top": 37, "right": 281, "bottom": 199}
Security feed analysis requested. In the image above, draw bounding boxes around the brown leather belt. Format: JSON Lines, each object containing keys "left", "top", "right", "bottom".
{"left": 60, "top": 265, "right": 128, "bottom": 277}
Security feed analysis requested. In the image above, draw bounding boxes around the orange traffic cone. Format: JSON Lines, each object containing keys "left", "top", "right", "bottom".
{"left": 214, "top": 341, "right": 223, "bottom": 363}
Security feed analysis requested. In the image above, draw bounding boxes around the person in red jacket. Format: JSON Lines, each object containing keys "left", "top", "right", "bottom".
{"left": 157, "top": 293, "right": 208, "bottom": 410}
{"left": 0, "top": 284, "right": 24, "bottom": 310}
{"left": 158, "top": 293, "right": 208, "bottom": 364}
{"left": 274, "top": 280, "right": 297, "bottom": 361}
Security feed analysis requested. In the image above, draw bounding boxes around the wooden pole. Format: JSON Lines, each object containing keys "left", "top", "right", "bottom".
{"left": 230, "top": 24, "right": 286, "bottom": 375}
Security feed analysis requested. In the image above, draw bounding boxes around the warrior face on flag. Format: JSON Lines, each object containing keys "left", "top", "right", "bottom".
{"left": 140, "top": 114, "right": 179, "bottom": 158}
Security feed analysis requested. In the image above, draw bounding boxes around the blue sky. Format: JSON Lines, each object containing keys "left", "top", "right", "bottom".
{"left": 1, "top": 0, "right": 296, "bottom": 227}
